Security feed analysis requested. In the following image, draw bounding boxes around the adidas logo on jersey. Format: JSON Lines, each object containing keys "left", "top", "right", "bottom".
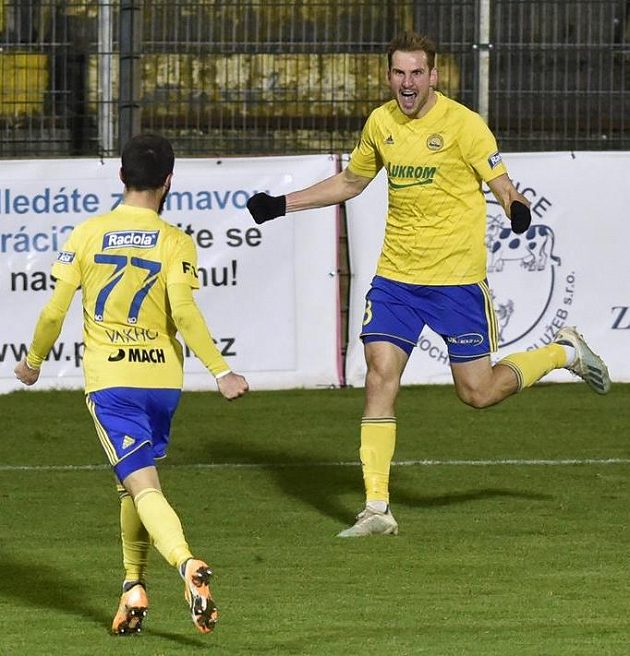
{"left": 384, "top": 135, "right": 394, "bottom": 145}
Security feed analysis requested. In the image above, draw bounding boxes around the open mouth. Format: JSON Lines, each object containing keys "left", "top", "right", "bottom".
{"left": 400, "top": 90, "right": 417, "bottom": 110}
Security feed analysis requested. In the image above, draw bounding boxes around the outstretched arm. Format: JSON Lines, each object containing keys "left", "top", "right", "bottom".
{"left": 487, "top": 173, "right": 532, "bottom": 234}
{"left": 168, "top": 283, "right": 248, "bottom": 400}
{"left": 247, "top": 168, "right": 372, "bottom": 224}
{"left": 285, "top": 167, "right": 373, "bottom": 211}
{"left": 15, "top": 279, "right": 77, "bottom": 385}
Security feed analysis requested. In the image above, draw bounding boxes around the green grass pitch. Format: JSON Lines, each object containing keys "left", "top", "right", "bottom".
{"left": 1, "top": 383, "right": 629, "bottom": 655}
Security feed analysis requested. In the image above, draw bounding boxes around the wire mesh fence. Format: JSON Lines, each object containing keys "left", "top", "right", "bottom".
{"left": 491, "top": 0, "right": 630, "bottom": 150}
{"left": 0, "top": 0, "right": 628, "bottom": 157}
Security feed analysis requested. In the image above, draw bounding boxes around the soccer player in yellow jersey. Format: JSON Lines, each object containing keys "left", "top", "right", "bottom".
{"left": 246, "top": 32, "right": 611, "bottom": 537}
{"left": 14, "top": 134, "right": 249, "bottom": 633}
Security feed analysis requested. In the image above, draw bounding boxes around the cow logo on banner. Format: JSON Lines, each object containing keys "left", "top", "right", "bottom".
{"left": 485, "top": 200, "right": 576, "bottom": 349}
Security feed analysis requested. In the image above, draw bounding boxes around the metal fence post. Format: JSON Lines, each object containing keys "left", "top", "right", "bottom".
{"left": 474, "top": 0, "right": 491, "bottom": 123}
{"left": 119, "top": 0, "right": 143, "bottom": 152}
{"left": 98, "top": 1, "right": 114, "bottom": 157}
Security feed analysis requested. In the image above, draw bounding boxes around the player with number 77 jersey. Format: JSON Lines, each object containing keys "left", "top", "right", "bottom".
{"left": 17, "top": 142, "right": 248, "bottom": 396}
{"left": 14, "top": 133, "right": 248, "bottom": 636}
{"left": 47, "top": 206, "right": 211, "bottom": 390}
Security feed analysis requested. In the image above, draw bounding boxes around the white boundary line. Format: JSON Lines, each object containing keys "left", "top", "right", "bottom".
{"left": 1, "top": 457, "right": 630, "bottom": 472}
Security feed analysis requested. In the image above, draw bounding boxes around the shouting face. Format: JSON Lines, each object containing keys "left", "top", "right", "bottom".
{"left": 387, "top": 50, "right": 437, "bottom": 119}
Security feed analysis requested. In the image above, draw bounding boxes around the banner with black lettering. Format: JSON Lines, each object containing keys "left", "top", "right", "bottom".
{"left": 0, "top": 155, "right": 342, "bottom": 392}
{"left": 345, "top": 151, "right": 630, "bottom": 386}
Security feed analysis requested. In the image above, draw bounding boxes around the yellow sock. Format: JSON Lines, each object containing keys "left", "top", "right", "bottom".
{"left": 134, "top": 488, "right": 193, "bottom": 569}
{"left": 360, "top": 418, "right": 396, "bottom": 503}
{"left": 499, "top": 343, "right": 567, "bottom": 390}
{"left": 118, "top": 486, "right": 150, "bottom": 582}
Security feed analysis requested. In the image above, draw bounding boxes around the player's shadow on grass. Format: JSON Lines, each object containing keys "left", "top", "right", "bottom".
{"left": 0, "top": 549, "right": 208, "bottom": 647}
{"left": 199, "top": 439, "right": 363, "bottom": 523}
{"left": 197, "top": 441, "right": 553, "bottom": 524}
{"left": 393, "top": 486, "right": 553, "bottom": 509}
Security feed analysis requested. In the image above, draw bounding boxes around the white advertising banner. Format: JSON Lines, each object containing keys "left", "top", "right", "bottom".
{"left": 345, "top": 151, "right": 630, "bottom": 386}
{"left": 0, "top": 155, "right": 341, "bottom": 393}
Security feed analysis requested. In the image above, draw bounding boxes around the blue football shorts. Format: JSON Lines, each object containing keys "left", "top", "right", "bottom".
{"left": 360, "top": 275, "right": 499, "bottom": 362}
{"left": 85, "top": 387, "right": 182, "bottom": 482}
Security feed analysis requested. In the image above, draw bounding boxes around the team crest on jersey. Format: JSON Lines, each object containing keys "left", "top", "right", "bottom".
{"left": 426, "top": 134, "right": 444, "bottom": 151}
{"left": 56, "top": 250, "right": 75, "bottom": 264}
{"left": 102, "top": 230, "right": 159, "bottom": 250}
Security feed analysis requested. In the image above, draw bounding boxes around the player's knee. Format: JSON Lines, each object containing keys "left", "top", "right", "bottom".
{"left": 456, "top": 385, "right": 494, "bottom": 409}
{"left": 365, "top": 365, "right": 399, "bottom": 394}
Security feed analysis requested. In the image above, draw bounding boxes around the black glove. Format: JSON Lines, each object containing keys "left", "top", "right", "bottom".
{"left": 246, "top": 192, "right": 287, "bottom": 224}
{"left": 510, "top": 200, "right": 531, "bottom": 235}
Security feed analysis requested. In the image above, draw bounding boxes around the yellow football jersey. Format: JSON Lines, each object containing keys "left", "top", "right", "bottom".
{"left": 348, "top": 92, "right": 508, "bottom": 285}
{"left": 51, "top": 204, "right": 200, "bottom": 392}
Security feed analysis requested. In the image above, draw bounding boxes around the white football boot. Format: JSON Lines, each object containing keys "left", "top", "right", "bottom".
{"left": 554, "top": 326, "right": 611, "bottom": 395}
{"left": 337, "top": 506, "right": 399, "bottom": 538}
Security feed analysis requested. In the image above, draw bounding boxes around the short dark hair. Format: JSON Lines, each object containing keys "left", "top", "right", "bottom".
{"left": 387, "top": 32, "right": 437, "bottom": 71}
{"left": 120, "top": 133, "right": 175, "bottom": 190}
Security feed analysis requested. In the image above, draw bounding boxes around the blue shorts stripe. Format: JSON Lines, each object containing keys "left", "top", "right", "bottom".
{"left": 478, "top": 279, "right": 498, "bottom": 351}
{"left": 85, "top": 395, "right": 118, "bottom": 465}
